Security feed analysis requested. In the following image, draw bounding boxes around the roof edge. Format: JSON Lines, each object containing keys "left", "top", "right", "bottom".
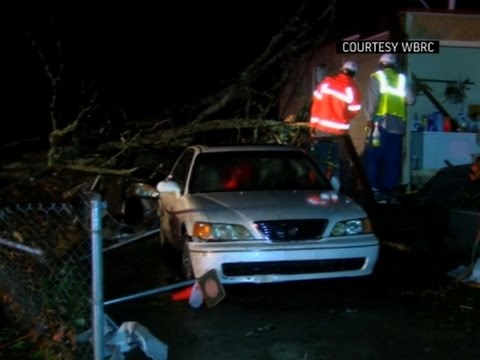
{"left": 399, "top": 8, "right": 480, "bottom": 16}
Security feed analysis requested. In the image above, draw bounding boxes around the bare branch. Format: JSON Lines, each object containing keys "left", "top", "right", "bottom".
{"left": 59, "top": 164, "right": 138, "bottom": 176}
{"left": 75, "top": 86, "right": 99, "bottom": 124}
{"left": 27, "top": 30, "right": 64, "bottom": 131}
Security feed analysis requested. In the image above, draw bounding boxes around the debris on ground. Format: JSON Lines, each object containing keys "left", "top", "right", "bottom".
{"left": 447, "top": 258, "right": 480, "bottom": 284}
{"left": 105, "top": 321, "right": 168, "bottom": 360}
{"left": 171, "top": 269, "right": 226, "bottom": 308}
{"left": 245, "top": 324, "right": 275, "bottom": 337}
{"left": 188, "top": 282, "right": 204, "bottom": 309}
{"left": 197, "top": 269, "right": 226, "bottom": 308}
{"left": 171, "top": 285, "right": 195, "bottom": 302}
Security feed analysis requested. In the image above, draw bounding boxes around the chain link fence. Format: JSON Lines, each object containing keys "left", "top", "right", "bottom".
{"left": 0, "top": 179, "right": 94, "bottom": 359}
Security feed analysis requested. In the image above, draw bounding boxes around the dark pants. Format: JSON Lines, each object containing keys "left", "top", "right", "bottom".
{"left": 363, "top": 126, "right": 403, "bottom": 194}
{"left": 310, "top": 139, "right": 339, "bottom": 180}
{"left": 306, "top": 136, "right": 353, "bottom": 193}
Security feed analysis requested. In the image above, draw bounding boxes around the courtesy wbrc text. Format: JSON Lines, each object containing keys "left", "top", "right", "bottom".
{"left": 336, "top": 40, "right": 440, "bottom": 54}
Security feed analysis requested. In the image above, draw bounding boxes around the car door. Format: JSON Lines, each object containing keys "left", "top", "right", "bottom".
{"left": 160, "top": 149, "right": 195, "bottom": 247}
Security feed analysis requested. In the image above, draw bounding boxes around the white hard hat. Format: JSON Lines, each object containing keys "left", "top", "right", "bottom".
{"left": 379, "top": 53, "right": 396, "bottom": 65}
{"left": 341, "top": 60, "right": 358, "bottom": 73}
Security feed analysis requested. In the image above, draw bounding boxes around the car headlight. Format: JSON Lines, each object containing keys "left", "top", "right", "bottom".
{"left": 330, "top": 218, "right": 372, "bottom": 237}
{"left": 193, "top": 222, "right": 253, "bottom": 241}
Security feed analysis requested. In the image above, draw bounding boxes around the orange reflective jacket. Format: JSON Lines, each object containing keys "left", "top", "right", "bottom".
{"left": 310, "top": 73, "right": 362, "bottom": 135}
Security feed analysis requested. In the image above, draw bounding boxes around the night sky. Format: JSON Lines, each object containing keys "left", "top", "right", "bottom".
{"left": 3, "top": 0, "right": 479, "bottom": 145}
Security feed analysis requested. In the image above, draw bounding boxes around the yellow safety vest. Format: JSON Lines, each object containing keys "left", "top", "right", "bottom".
{"left": 373, "top": 69, "right": 407, "bottom": 119}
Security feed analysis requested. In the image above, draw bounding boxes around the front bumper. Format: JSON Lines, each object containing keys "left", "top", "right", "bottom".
{"left": 188, "top": 235, "right": 380, "bottom": 284}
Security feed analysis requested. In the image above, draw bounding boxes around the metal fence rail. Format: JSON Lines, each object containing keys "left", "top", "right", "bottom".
{"left": 0, "top": 201, "right": 92, "bottom": 359}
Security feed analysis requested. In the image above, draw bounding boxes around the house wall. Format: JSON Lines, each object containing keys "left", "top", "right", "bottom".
{"left": 403, "top": 11, "right": 480, "bottom": 118}
{"left": 403, "top": 11, "right": 480, "bottom": 41}
{"left": 402, "top": 11, "right": 480, "bottom": 185}
{"left": 407, "top": 46, "right": 480, "bottom": 120}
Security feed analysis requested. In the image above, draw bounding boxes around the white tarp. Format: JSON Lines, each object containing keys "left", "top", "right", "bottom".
{"left": 448, "top": 257, "right": 480, "bottom": 283}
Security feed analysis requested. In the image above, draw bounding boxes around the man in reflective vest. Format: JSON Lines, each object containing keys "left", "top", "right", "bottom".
{"left": 309, "top": 61, "right": 362, "bottom": 188}
{"left": 364, "top": 53, "right": 416, "bottom": 201}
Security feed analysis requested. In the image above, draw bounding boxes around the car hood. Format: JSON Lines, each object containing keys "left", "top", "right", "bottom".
{"left": 190, "top": 190, "right": 366, "bottom": 223}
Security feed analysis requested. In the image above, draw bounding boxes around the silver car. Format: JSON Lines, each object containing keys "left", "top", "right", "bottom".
{"left": 156, "top": 144, "right": 380, "bottom": 284}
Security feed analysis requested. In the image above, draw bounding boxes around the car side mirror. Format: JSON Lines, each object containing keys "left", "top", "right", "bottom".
{"left": 131, "top": 183, "right": 159, "bottom": 198}
{"left": 156, "top": 180, "right": 181, "bottom": 198}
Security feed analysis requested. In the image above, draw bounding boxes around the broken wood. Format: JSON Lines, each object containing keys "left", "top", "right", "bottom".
{"left": 411, "top": 73, "right": 452, "bottom": 118}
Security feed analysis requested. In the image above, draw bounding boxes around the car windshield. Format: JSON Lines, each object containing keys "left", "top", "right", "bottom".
{"left": 189, "top": 150, "right": 332, "bottom": 193}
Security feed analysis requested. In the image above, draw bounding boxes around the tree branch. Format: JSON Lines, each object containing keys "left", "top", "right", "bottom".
{"left": 27, "top": 31, "right": 64, "bottom": 132}
{"left": 187, "top": 0, "right": 336, "bottom": 125}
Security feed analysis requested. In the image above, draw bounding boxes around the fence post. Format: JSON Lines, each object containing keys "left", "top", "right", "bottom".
{"left": 91, "top": 193, "right": 105, "bottom": 360}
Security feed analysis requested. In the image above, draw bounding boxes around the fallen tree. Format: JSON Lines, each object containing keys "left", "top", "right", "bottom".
{"left": 1, "top": 0, "right": 339, "bottom": 195}
{"left": 47, "top": 119, "right": 312, "bottom": 177}
{"left": 19, "top": 1, "right": 335, "bottom": 173}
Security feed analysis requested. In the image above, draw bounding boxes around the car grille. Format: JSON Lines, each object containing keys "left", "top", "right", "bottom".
{"left": 254, "top": 219, "right": 328, "bottom": 241}
{"left": 222, "top": 258, "right": 366, "bottom": 276}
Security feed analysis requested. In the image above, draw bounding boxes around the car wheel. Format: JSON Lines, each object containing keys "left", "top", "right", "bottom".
{"left": 181, "top": 234, "right": 194, "bottom": 280}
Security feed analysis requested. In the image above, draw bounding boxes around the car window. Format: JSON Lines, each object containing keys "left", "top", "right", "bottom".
{"left": 189, "top": 150, "right": 332, "bottom": 193}
{"left": 170, "top": 149, "right": 195, "bottom": 193}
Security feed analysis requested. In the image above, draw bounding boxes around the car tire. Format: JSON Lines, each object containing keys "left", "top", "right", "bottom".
{"left": 181, "top": 234, "right": 195, "bottom": 280}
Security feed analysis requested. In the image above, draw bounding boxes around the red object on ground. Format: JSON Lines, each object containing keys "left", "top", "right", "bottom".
{"left": 171, "top": 285, "right": 193, "bottom": 301}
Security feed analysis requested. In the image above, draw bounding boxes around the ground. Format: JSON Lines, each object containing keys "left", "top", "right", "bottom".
{"left": 101, "top": 236, "right": 480, "bottom": 360}
{"left": 1, "top": 236, "right": 479, "bottom": 360}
